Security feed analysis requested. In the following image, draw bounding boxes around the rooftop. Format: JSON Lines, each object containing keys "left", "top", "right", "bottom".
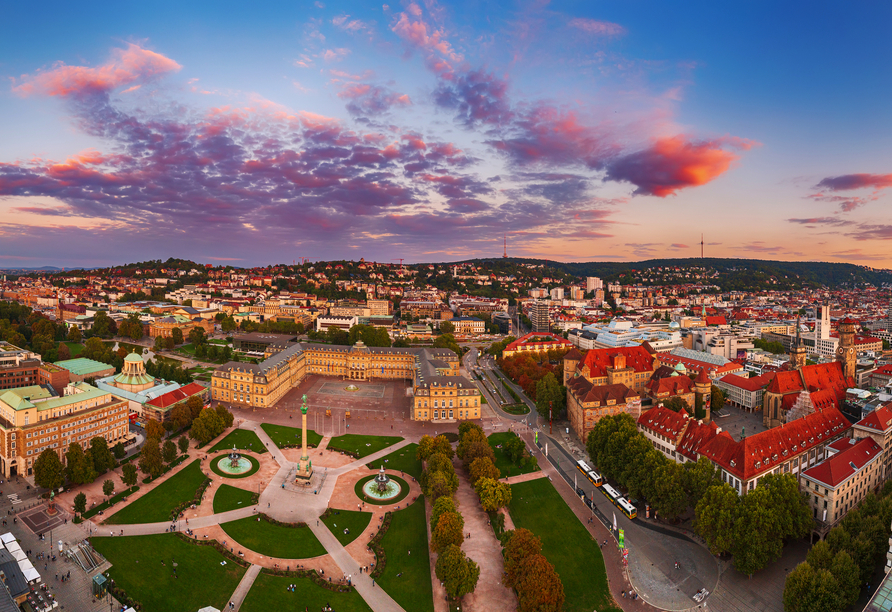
{"left": 55, "top": 357, "right": 115, "bottom": 377}
{"left": 801, "top": 436, "right": 882, "bottom": 488}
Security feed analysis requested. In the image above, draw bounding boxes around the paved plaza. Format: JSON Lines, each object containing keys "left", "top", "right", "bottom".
{"left": 712, "top": 405, "right": 768, "bottom": 441}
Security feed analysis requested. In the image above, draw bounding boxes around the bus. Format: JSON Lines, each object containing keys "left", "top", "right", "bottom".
{"left": 575, "top": 460, "right": 603, "bottom": 487}
{"left": 600, "top": 483, "right": 638, "bottom": 520}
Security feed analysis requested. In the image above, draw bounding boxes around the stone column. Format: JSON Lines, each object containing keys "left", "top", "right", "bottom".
{"left": 297, "top": 393, "right": 313, "bottom": 480}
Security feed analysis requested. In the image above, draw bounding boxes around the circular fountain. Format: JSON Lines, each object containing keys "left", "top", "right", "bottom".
{"left": 216, "top": 445, "right": 252, "bottom": 475}
{"left": 345, "top": 384, "right": 360, "bottom": 392}
{"left": 362, "top": 466, "right": 401, "bottom": 501}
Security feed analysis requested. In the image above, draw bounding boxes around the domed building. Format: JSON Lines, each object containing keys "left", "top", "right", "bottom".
{"left": 111, "top": 353, "right": 156, "bottom": 393}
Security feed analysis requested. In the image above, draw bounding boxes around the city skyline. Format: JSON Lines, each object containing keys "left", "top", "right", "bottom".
{"left": 1, "top": 1, "right": 892, "bottom": 268}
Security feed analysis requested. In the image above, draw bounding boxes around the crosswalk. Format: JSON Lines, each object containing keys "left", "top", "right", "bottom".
{"left": 7, "top": 494, "right": 21, "bottom": 505}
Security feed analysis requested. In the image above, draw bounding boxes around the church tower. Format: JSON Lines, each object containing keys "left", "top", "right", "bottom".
{"left": 789, "top": 316, "right": 808, "bottom": 370}
{"left": 836, "top": 318, "right": 857, "bottom": 380}
{"left": 694, "top": 369, "right": 712, "bottom": 423}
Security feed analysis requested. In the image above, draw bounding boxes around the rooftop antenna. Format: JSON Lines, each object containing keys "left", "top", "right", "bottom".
{"left": 701, "top": 233, "right": 704, "bottom": 259}
{"left": 503, "top": 235, "right": 507, "bottom": 258}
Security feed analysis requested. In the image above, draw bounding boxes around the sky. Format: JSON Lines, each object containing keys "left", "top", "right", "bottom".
{"left": 1, "top": 1, "right": 892, "bottom": 269}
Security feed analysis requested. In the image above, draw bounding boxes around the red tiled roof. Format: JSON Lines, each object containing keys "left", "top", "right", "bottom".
{"left": 855, "top": 403, "right": 892, "bottom": 433}
{"left": 766, "top": 371, "right": 803, "bottom": 395}
{"left": 801, "top": 437, "right": 882, "bottom": 488}
{"left": 657, "top": 353, "right": 742, "bottom": 376}
{"left": 646, "top": 376, "right": 694, "bottom": 397}
{"left": 856, "top": 336, "right": 881, "bottom": 345}
{"left": 504, "top": 332, "right": 572, "bottom": 353}
{"left": 676, "top": 420, "right": 721, "bottom": 461}
{"left": 872, "top": 365, "right": 892, "bottom": 376}
{"left": 705, "top": 316, "right": 727, "bottom": 326}
{"left": 146, "top": 382, "right": 207, "bottom": 409}
{"left": 637, "top": 406, "right": 689, "bottom": 439}
{"left": 562, "top": 347, "right": 584, "bottom": 362}
{"left": 719, "top": 373, "right": 773, "bottom": 392}
{"left": 580, "top": 346, "right": 656, "bottom": 378}
{"left": 698, "top": 406, "right": 850, "bottom": 481}
{"left": 567, "top": 378, "right": 639, "bottom": 405}
{"left": 801, "top": 362, "right": 850, "bottom": 406}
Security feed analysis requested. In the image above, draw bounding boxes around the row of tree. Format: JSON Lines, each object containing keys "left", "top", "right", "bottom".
{"left": 459, "top": 422, "right": 512, "bottom": 513}
{"left": 783, "top": 485, "right": 892, "bottom": 612}
{"left": 498, "top": 352, "right": 569, "bottom": 416}
{"left": 33, "top": 436, "right": 128, "bottom": 490}
{"left": 417, "top": 434, "right": 480, "bottom": 601}
{"left": 502, "top": 528, "right": 566, "bottom": 612}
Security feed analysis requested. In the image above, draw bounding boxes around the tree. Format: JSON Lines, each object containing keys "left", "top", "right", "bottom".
{"left": 439, "top": 321, "right": 455, "bottom": 335}
{"left": 188, "top": 326, "right": 207, "bottom": 348}
{"left": 190, "top": 407, "right": 225, "bottom": 445}
{"left": 426, "top": 470, "right": 460, "bottom": 502}
{"left": 503, "top": 528, "right": 542, "bottom": 588}
{"left": 585, "top": 413, "right": 637, "bottom": 473}
{"left": 162, "top": 439, "right": 178, "bottom": 463}
{"left": 66, "top": 442, "right": 96, "bottom": 485}
{"left": 102, "top": 479, "right": 115, "bottom": 499}
{"left": 782, "top": 563, "right": 842, "bottom": 612}
{"left": 153, "top": 335, "right": 166, "bottom": 352}
{"left": 418, "top": 435, "right": 453, "bottom": 461}
{"left": 461, "top": 440, "right": 496, "bottom": 470}
{"left": 171, "top": 403, "right": 192, "bottom": 430}
{"left": 122, "top": 463, "right": 138, "bottom": 487}
{"left": 663, "top": 396, "right": 690, "bottom": 414}
{"left": 694, "top": 484, "right": 739, "bottom": 555}
{"left": 468, "top": 456, "right": 500, "bottom": 484}
{"left": 67, "top": 325, "right": 82, "bottom": 343}
{"left": 457, "top": 427, "right": 487, "bottom": 460}
{"left": 515, "top": 553, "right": 565, "bottom": 612}
{"left": 138, "top": 438, "right": 164, "bottom": 478}
{"left": 145, "top": 419, "right": 165, "bottom": 441}
{"left": 186, "top": 394, "right": 204, "bottom": 420}
{"left": 73, "top": 492, "right": 87, "bottom": 517}
{"left": 425, "top": 452, "right": 454, "bottom": 476}
{"left": 732, "top": 485, "right": 783, "bottom": 576}
{"left": 56, "top": 342, "right": 71, "bottom": 361}
{"left": 650, "top": 462, "right": 687, "bottom": 521}
{"left": 89, "top": 436, "right": 115, "bottom": 474}
{"left": 215, "top": 403, "right": 234, "bottom": 428}
{"left": 171, "top": 327, "right": 184, "bottom": 345}
{"left": 112, "top": 442, "right": 126, "bottom": 460}
{"left": 430, "top": 496, "right": 458, "bottom": 533}
{"left": 710, "top": 386, "right": 726, "bottom": 413}
{"left": 503, "top": 434, "right": 526, "bottom": 464}
{"left": 435, "top": 544, "right": 480, "bottom": 600}
{"left": 178, "top": 435, "right": 190, "bottom": 454}
{"left": 534, "top": 372, "right": 565, "bottom": 419}
{"left": 431, "top": 511, "right": 465, "bottom": 553}
{"left": 474, "top": 477, "right": 512, "bottom": 512}
{"left": 683, "top": 456, "right": 722, "bottom": 508}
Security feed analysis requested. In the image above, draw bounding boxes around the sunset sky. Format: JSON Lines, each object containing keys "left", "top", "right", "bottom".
{"left": 1, "top": 1, "right": 891, "bottom": 269}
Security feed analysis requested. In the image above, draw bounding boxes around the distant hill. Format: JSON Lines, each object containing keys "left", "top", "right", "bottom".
{"left": 443, "top": 257, "right": 892, "bottom": 290}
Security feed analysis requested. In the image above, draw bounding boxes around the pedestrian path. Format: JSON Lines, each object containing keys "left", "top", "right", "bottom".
{"left": 317, "top": 436, "right": 331, "bottom": 451}
{"left": 332, "top": 439, "right": 412, "bottom": 476}
{"left": 307, "top": 520, "right": 405, "bottom": 612}
{"left": 88, "top": 505, "right": 258, "bottom": 537}
{"left": 243, "top": 421, "right": 289, "bottom": 467}
{"left": 230, "top": 563, "right": 262, "bottom": 611}
{"left": 503, "top": 471, "right": 546, "bottom": 485}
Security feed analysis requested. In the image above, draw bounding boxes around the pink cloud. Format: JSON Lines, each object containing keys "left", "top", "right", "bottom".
{"left": 391, "top": 3, "right": 462, "bottom": 75}
{"left": 12, "top": 43, "right": 181, "bottom": 98}
{"left": 323, "top": 48, "right": 351, "bottom": 62}
{"left": 568, "top": 18, "right": 626, "bottom": 37}
{"left": 606, "top": 135, "right": 758, "bottom": 197}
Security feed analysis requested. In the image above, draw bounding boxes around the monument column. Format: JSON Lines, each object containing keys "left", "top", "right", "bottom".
{"left": 297, "top": 393, "right": 313, "bottom": 481}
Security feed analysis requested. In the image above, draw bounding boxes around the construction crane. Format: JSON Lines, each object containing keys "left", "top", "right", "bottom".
{"left": 391, "top": 259, "right": 405, "bottom": 272}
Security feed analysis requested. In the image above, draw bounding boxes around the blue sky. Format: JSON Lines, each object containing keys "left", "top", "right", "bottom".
{"left": 1, "top": 0, "right": 891, "bottom": 268}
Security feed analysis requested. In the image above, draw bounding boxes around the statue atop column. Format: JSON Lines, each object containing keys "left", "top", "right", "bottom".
{"left": 296, "top": 393, "right": 314, "bottom": 481}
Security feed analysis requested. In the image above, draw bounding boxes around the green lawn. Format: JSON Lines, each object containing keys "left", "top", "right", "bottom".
{"left": 91, "top": 533, "right": 246, "bottom": 612}
{"left": 83, "top": 486, "right": 139, "bottom": 520}
{"left": 261, "top": 423, "right": 323, "bottom": 449}
{"left": 62, "top": 341, "right": 84, "bottom": 357}
{"left": 322, "top": 509, "right": 372, "bottom": 546}
{"left": 488, "top": 432, "right": 539, "bottom": 478}
{"left": 328, "top": 434, "right": 403, "bottom": 458}
{"left": 105, "top": 460, "right": 206, "bottom": 525}
{"left": 213, "top": 484, "right": 258, "bottom": 514}
{"left": 241, "top": 571, "right": 372, "bottom": 612}
{"left": 366, "top": 443, "right": 422, "bottom": 480}
{"left": 209, "top": 429, "right": 269, "bottom": 454}
{"left": 220, "top": 516, "right": 326, "bottom": 559}
{"left": 377, "top": 498, "right": 434, "bottom": 612}
{"left": 509, "top": 478, "right": 619, "bottom": 612}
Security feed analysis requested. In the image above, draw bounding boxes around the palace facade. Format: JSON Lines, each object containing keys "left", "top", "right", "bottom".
{"left": 211, "top": 341, "right": 480, "bottom": 422}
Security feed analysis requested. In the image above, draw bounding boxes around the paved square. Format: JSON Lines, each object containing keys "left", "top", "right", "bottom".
{"left": 712, "top": 405, "right": 768, "bottom": 441}
{"left": 19, "top": 505, "right": 67, "bottom": 535}
{"left": 317, "top": 381, "right": 386, "bottom": 398}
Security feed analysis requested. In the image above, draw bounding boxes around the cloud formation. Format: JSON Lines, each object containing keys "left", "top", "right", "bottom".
{"left": 816, "top": 173, "right": 892, "bottom": 191}
{"left": 568, "top": 18, "right": 626, "bottom": 37}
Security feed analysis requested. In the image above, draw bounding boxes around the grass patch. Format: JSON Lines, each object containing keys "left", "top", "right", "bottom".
{"left": 321, "top": 509, "right": 373, "bottom": 546}
{"left": 377, "top": 497, "right": 434, "bottom": 612}
{"left": 261, "top": 423, "right": 323, "bottom": 449}
{"left": 354, "top": 475, "right": 411, "bottom": 506}
{"left": 106, "top": 460, "right": 206, "bottom": 524}
{"left": 488, "top": 431, "right": 539, "bottom": 478}
{"left": 213, "top": 484, "right": 258, "bottom": 514}
{"left": 209, "top": 429, "right": 269, "bottom": 454}
{"left": 83, "top": 486, "right": 139, "bottom": 520}
{"left": 328, "top": 434, "right": 403, "bottom": 458}
{"left": 241, "top": 571, "right": 372, "bottom": 612}
{"left": 366, "top": 443, "right": 422, "bottom": 480}
{"left": 501, "top": 403, "right": 529, "bottom": 415}
{"left": 220, "top": 516, "right": 326, "bottom": 559}
{"left": 509, "top": 478, "right": 619, "bottom": 612}
{"left": 62, "top": 341, "right": 84, "bottom": 357}
{"left": 209, "top": 454, "right": 260, "bottom": 479}
{"left": 91, "top": 533, "right": 246, "bottom": 612}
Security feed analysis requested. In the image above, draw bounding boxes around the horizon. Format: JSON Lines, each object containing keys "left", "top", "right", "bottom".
{"left": 2, "top": 2, "right": 892, "bottom": 268}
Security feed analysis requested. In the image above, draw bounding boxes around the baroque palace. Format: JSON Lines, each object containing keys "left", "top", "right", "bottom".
{"left": 212, "top": 335, "right": 481, "bottom": 422}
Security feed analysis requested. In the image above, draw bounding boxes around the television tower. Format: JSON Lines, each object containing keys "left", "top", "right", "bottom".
{"left": 700, "top": 233, "right": 704, "bottom": 259}
{"left": 503, "top": 235, "right": 507, "bottom": 258}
